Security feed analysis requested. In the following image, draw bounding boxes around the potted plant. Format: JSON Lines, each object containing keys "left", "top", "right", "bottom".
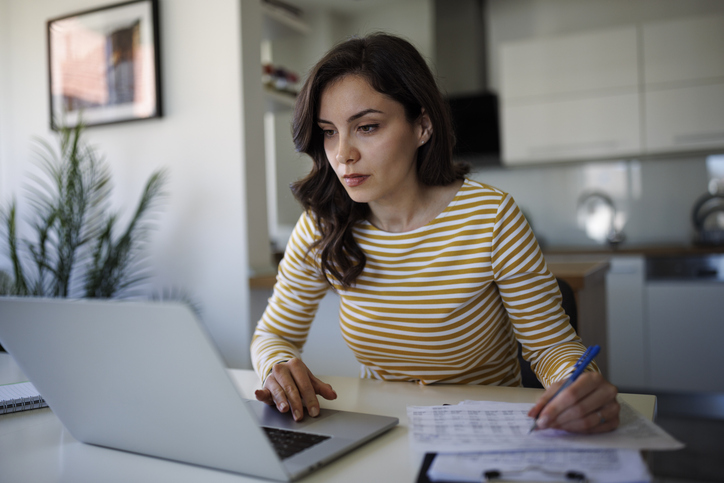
{"left": 1, "top": 123, "right": 167, "bottom": 299}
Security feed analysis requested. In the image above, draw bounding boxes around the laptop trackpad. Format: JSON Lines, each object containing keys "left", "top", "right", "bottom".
{"left": 244, "top": 399, "right": 338, "bottom": 430}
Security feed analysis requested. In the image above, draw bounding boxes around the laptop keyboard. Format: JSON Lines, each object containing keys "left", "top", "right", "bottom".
{"left": 262, "top": 427, "right": 331, "bottom": 460}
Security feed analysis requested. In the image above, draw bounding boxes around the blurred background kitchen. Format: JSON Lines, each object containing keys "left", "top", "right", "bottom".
{"left": 1, "top": 0, "right": 723, "bottom": 480}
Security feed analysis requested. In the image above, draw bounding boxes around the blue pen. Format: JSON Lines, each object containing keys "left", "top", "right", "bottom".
{"left": 528, "top": 345, "right": 601, "bottom": 433}
{"left": 571, "top": 346, "right": 593, "bottom": 372}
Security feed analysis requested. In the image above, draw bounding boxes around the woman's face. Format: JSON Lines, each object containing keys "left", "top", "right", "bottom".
{"left": 317, "top": 75, "right": 430, "bottom": 207}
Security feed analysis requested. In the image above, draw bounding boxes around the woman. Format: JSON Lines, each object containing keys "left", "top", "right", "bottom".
{"left": 251, "top": 33, "right": 619, "bottom": 433}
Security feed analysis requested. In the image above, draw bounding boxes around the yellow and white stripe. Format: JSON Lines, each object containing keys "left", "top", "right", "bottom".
{"left": 251, "top": 179, "right": 594, "bottom": 387}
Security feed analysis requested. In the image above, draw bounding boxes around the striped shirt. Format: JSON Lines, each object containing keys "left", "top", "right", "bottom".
{"left": 251, "top": 179, "right": 594, "bottom": 387}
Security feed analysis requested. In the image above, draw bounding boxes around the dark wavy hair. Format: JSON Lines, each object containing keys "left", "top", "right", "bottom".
{"left": 290, "top": 33, "right": 469, "bottom": 289}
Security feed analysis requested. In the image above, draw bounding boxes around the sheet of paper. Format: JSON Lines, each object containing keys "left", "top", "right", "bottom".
{"left": 406, "top": 400, "right": 684, "bottom": 453}
{"left": 428, "top": 448, "right": 651, "bottom": 483}
{"left": 0, "top": 381, "right": 41, "bottom": 402}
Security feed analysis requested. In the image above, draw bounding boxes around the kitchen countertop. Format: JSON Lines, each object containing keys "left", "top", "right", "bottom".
{"left": 546, "top": 258, "right": 610, "bottom": 291}
{"left": 543, "top": 243, "right": 724, "bottom": 257}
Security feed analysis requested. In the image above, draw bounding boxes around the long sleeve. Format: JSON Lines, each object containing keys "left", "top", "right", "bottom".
{"left": 491, "top": 192, "right": 597, "bottom": 387}
{"left": 250, "top": 213, "right": 330, "bottom": 382}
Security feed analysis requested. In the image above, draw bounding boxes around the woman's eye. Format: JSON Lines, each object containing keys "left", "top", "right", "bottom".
{"left": 322, "top": 129, "right": 336, "bottom": 138}
{"left": 358, "top": 124, "right": 378, "bottom": 133}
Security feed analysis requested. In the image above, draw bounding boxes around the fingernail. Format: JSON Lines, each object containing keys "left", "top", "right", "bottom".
{"left": 537, "top": 416, "right": 549, "bottom": 429}
{"left": 293, "top": 410, "right": 302, "bottom": 420}
{"left": 310, "top": 406, "right": 319, "bottom": 417}
{"left": 279, "top": 402, "right": 288, "bottom": 412}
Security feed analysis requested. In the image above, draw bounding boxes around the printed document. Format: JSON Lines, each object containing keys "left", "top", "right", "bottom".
{"left": 427, "top": 448, "right": 651, "bottom": 483}
{"left": 407, "top": 400, "right": 683, "bottom": 453}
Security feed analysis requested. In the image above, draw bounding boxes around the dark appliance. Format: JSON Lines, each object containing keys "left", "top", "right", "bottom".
{"left": 447, "top": 92, "right": 500, "bottom": 164}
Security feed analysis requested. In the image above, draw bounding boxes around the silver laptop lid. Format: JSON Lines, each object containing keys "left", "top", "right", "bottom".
{"left": 0, "top": 297, "right": 289, "bottom": 481}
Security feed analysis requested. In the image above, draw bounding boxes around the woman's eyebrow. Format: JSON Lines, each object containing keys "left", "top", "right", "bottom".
{"left": 317, "top": 108, "right": 383, "bottom": 126}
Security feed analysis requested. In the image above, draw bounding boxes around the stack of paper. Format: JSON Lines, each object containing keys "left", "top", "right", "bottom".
{"left": 406, "top": 400, "right": 684, "bottom": 483}
{"left": 428, "top": 449, "right": 651, "bottom": 482}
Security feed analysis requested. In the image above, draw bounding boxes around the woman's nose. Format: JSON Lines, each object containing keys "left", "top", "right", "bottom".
{"left": 335, "top": 137, "right": 358, "bottom": 164}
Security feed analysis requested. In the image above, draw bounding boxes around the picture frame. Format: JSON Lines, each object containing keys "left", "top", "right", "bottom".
{"left": 47, "top": 0, "right": 162, "bottom": 129}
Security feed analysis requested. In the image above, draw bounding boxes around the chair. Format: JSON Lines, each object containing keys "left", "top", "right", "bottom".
{"left": 518, "top": 278, "right": 578, "bottom": 389}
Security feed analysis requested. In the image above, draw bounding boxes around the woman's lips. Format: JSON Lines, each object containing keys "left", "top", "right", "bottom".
{"left": 343, "top": 174, "right": 369, "bottom": 187}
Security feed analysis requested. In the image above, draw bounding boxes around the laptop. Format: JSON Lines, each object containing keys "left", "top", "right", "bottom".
{"left": 0, "top": 297, "right": 398, "bottom": 481}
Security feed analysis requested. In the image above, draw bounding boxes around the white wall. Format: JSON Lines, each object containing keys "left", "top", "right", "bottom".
{"left": 0, "top": 0, "right": 252, "bottom": 368}
{"left": 0, "top": 0, "right": 8, "bottom": 190}
{"left": 339, "top": 0, "right": 435, "bottom": 62}
{"left": 469, "top": 156, "right": 711, "bottom": 248}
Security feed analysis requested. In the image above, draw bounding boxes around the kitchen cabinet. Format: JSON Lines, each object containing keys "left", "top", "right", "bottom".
{"left": 647, "top": 282, "right": 724, "bottom": 392}
{"left": 500, "top": 15, "right": 724, "bottom": 164}
{"left": 500, "top": 26, "right": 639, "bottom": 99}
{"left": 605, "top": 254, "right": 724, "bottom": 393}
{"left": 642, "top": 15, "right": 724, "bottom": 154}
{"left": 645, "top": 254, "right": 724, "bottom": 393}
{"left": 503, "top": 93, "right": 641, "bottom": 162}
{"left": 641, "top": 15, "right": 724, "bottom": 85}
{"left": 605, "top": 256, "right": 647, "bottom": 390}
{"left": 500, "top": 27, "right": 640, "bottom": 165}
{"left": 645, "top": 83, "right": 724, "bottom": 153}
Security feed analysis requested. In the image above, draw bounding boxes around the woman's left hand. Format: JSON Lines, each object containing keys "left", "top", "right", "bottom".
{"left": 527, "top": 372, "right": 620, "bottom": 433}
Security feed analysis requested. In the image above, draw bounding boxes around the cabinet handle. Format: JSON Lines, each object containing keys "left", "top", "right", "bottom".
{"left": 673, "top": 131, "right": 724, "bottom": 145}
{"left": 529, "top": 140, "right": 618, "bottom": 157}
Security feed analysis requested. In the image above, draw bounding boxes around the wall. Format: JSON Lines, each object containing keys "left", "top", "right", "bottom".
{"left": 469, "top": 156, "right": 712, "bottom": 248}
{"left": 0, "top": 0, "right": 252, "bottom": 368}
{"left": 434, "top": 0, "right": 487, "bottom": 96}
{"left": 0, "top": 0, "right": 8, "bottom": 190}
{"left": 475, "top": 0, "right": 724, "bottom": 248}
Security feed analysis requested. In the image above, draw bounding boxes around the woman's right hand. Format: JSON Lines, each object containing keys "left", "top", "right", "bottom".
{"left": 254, "top": 358, "right": 337, "bottom": 421}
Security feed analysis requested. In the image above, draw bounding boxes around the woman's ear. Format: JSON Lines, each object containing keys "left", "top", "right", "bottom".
{"left": 418, "top": 108, "right": 433, "bottom": 146}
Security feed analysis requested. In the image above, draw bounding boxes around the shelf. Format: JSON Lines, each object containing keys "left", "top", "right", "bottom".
{"left": 264, "top": 86, "right": 297, "bottom": 113}
{"left": 261, "top": 2, "right": 310, "bottom": 40}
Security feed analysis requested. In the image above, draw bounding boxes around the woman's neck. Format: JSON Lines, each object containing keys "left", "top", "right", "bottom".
{"left": 367, "top": 179, "right": 464, "bottom": 233}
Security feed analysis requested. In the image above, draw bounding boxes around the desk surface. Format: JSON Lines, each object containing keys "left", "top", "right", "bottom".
{"left": 0, "top": 353, "right": 656, "bottom": 483}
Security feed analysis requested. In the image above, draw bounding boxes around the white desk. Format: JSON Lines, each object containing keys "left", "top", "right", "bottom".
{"left": 0, "top": 353, "right": 656, "bottom": 483}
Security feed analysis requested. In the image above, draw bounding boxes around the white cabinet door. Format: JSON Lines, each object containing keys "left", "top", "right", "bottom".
{"left": 500, "top": 26, "right": 640, "bottom": 164}
{"left": 642, "top": 15, "right": 724, "bottom": 85}
{"left": 606, "top": 256, "right": 647, "bottom": 390}
{"left": 645, "top": 83, "right": 724, "bottom": 153}
{"left": 501, "top": 26, "right": 639, "bottom": 99}
{"left": 646, "top": 282, "right": 724, "bottom": 392}
{"left": 503, "top": 92, "right": 641, "bottom": 164}
{"left": 641, "top": 15, "right": 724, "bottom": 154}
{"left": 500, "top": 16, "right": 724, "bottom": 163}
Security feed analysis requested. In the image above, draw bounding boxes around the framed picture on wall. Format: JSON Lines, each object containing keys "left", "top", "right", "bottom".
{"left": 47, "top": 0, "right": 162, "bottom": 129}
